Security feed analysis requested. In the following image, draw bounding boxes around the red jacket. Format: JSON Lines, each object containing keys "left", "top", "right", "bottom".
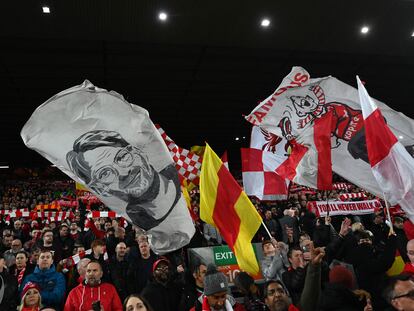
{"left": 190, "top": 295, "right": 246, "bottom": 311}
{"left": 64, "top": 282, "right": 122, "bottom": 311}
{"left": 402, "top": 263, "right": 414, "bottom": 276}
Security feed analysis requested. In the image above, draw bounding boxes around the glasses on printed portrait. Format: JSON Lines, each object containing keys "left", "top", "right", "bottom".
{"left": 87, "top": 145, "right": 155, "bottom": 197}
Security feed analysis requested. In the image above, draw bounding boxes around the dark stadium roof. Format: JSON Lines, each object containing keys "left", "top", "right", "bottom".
{"left": 1, "top": 0, "right": 414, "bottom": 170}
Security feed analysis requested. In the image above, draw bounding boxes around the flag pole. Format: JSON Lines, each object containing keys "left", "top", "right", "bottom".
{"left": 261, "top": 220, "right": 273, "bottom": 240}
{"left": 382, "top": 191, "right": 394, "bottom": 233}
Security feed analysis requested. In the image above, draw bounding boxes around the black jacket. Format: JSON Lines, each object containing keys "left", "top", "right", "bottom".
{"left": 282, "top": 266, "right": 306, "bottom": 305}
{"left": 320, "top": 283, "right": 366, "bottom": 311}
{"left": 141, "top": 279, "right": 182, "bottom": 311}
{"left": 127, "top": 252, "right": 158, "bottom": 294}
{"left": 0, "top": 269, "right": 19, "bottom": 311}
{"left": 109, "top": 256, "right": 130, "bottom": 302}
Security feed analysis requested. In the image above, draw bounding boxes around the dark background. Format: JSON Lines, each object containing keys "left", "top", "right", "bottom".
{"left": 1, "top": 0, "right": 414, "bottom": 172}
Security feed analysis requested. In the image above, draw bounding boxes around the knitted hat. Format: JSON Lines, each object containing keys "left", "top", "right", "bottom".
{"left": 204, "top": 264, "right": 228, "bottom": 296}
{"left": 329, "top": 265, "right": 354, "bottom": 290}
{"left": 21, "top": 282, "right": 41, "bottom": 298}
{"left": 152, "top": 257, "right": 170, "bottom": 272}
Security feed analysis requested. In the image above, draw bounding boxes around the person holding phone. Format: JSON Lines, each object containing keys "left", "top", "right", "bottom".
{"left": 64, "top": 260, "right": 122, "bottom": 311}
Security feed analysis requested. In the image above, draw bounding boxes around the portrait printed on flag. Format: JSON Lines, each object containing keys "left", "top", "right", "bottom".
{"left": 21, "top": 80, "right": 195, "bottom": 253}
{"left": 66, "top": 129, "right": 181, "bottom": 230}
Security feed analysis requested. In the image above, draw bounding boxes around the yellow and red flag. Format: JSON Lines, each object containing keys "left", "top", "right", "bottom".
{"left": 386, "top": 250, "right": 405, "bottom": 276}
{"left": 200, "top": 144, "right": 262, "bottom": 275}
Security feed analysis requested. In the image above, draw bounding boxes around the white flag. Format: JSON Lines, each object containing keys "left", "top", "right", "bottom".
{"left": 357, "top": 76, "right": 414, "bottom": 223}
{"left": 21, "top": 80, "right": 195, "bottom": 254}
{"left": 246, "top": 67, "right": 414, "bottom": 197}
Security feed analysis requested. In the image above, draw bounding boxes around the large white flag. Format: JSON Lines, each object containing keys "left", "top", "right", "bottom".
{"left": 357, "top": 77, "right": 414, "bottom": 223}
{"left": 246, "top": 67, "right": 414, "bottom": 197}
{"left": 21, "top": 80, "right": 195, "bottom": 254}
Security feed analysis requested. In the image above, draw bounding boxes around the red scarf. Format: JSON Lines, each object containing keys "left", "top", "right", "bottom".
{"left": 16, "top": 267, "right": 26, "bottom": 286}
{"left": 201, "top": 296, "right": 233, "bottom": 311}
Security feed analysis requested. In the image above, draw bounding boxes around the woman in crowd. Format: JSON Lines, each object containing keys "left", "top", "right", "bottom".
{"left": 10, "top": 250, "right": 34, "bottom": 287}
{"left": 18, "top": 282, "right": 42, "bottom": 311}
{"left": 123, "top": 294, "right": 154, "bottom": 311}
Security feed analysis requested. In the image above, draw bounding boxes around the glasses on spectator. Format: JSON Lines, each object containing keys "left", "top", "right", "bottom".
{"left": 11, "top": 244, "right": 21, "bottom": 247}
{"left": 267, "top": 288, "right": 285, "bottom": 296}
{"left": 393, "top": 289, "right": 414, "bottom": 300}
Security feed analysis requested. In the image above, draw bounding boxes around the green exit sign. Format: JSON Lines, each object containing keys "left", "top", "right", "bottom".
{"left": 213, "top": 245, "right": 238, "bottom": 265}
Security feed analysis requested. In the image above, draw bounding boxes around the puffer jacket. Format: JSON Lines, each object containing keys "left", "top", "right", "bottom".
{"left": 20, "top": 265, "right": 65, "bottom": 310}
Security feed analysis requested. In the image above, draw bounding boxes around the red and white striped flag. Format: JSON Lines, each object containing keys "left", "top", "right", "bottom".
{"left": 338, "top": 192, "right": 367, "bottom": 201}
{"left": 358, "top": 76, "right": 414, "bottom": 223}
{"left": 333, "top": 182, "right": 353, "bottom": 190}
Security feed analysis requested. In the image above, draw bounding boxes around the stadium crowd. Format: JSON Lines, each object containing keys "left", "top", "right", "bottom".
{"left": 1, "top": 176, "right": 414, "bottom": 311}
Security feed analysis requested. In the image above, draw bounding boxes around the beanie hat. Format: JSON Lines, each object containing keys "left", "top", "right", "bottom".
{"left": 21, "top": 281, "right": 41, "bottom": 298}
{"left": 152, "top": 257, "right": 169, "bottom": 273}
{"left": 329, "top": 265, "right": 354, "bottom": 290}
{"left": 204, "top": 264, "right": 228, "bottom": 296}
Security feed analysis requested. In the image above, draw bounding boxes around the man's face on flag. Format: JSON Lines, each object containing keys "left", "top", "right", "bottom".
{"left": 84, "top": 145, "right": 155, "bottom": 199}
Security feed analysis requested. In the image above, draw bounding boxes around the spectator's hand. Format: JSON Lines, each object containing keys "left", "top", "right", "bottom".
{"left": 325, "top": 216, "right": 331, "bottom": 225}
{"left": 303, "top": 252, "right": 311, "bottom": 262}
{"left": 277, "top": 242, "right": 288, "bottom": 253}
{"left": 177, "top": 264, "right": 185, "bottom": 273}
{"left": 339, "top": 218, "right": 352, "bottom": 236}
{"left": 270, "top": 237, "right": 278, "bottom": 247}
{"left": 310, "top": 241, "right": 325, "bottom": 265}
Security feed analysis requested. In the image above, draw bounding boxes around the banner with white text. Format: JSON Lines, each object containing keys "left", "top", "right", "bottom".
{"left": 308, "top": 199, "right": 382, "bottom": 217}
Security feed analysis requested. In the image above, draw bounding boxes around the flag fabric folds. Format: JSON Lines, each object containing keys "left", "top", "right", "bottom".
{"left": 241, "top": 148, "right": 288, "bottom": 200}
{"left": 21, "top": 80, "right": 195, "bottom": 254}
{"left": 200, "top": 144, "right": 262, "bottom": 275}
{"left": 276, "top": 112, "right": 333, "bottom": 189}
{"left": 156, "top": 125, "right": 203, "bottom": 185}
{"left": 242, "top": 126, "right": 289, "bottom": 200}
{"left": 357, "top": 76, "right": 414, "bottom": 223}
{"left": 246, "top": 67, "right": 414, "bottom": 196}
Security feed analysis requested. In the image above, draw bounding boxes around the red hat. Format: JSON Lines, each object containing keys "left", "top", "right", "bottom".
{"left": 152, "top": 257, "right": 170, "bottom": 273}
{"left": 329, "top": 265, "right": 354, "bottom": 290}
{"left": 21, "top": 282, "right": 41, "bottom": 298}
